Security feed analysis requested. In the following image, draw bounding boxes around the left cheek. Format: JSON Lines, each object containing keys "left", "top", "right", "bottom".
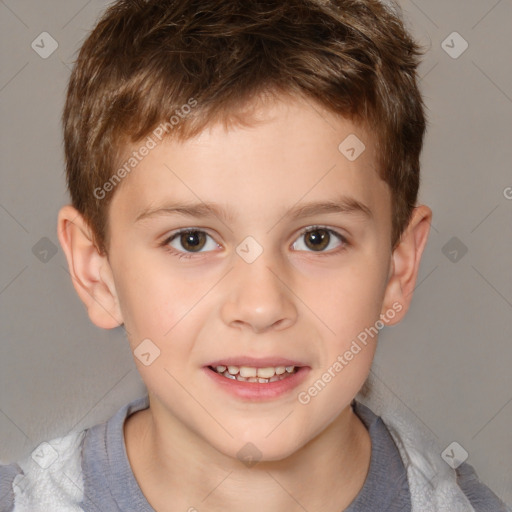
{"left": 317, "top": 276, "right": 382, "bottom": 331}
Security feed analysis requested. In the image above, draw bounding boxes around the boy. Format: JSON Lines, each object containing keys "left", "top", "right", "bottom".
{"left": 1, "top": 0, "right": 509, "bottom": 510}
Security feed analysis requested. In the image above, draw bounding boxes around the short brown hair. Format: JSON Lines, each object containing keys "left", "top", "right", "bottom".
{"left": 62, "top": 0, "right": 427, "bottom": 254}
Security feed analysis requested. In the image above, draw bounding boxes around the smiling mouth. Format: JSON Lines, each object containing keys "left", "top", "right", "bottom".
{"left": 208, "top": 365, "right": 299, "bottom": 383}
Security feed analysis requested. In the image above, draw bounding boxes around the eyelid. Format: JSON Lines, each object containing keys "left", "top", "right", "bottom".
{"left": 161, "top": 227, "right": 220, "bottom": 256}
{"left": 293, "top": 225, "right": 349, "bottom": 251}
{"left": 297, "top": 224, "right": 347, "bottom": 239}
{"left": 159, "top": 226, "right": 219, "bottom": 248}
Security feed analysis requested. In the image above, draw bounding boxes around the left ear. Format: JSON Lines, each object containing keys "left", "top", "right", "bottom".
{"left": 380, "top": 205, "right": 432, "bottom": 325}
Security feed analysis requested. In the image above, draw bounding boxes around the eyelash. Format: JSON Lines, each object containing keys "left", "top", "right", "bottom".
{"left": 161, "top": 226, "right": 349, "bottom": 260}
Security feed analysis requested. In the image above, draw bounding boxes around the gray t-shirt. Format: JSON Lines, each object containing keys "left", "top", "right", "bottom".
{"left": 1, "top": 395, "right": 509, "bottom": 511}
{"left": 78, "top": 396, "right": 411, "bottom": 511}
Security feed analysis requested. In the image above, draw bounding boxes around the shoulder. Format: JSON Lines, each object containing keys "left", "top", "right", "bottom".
{"left": 355, "top": 378, "right": 511, "bottom": 512}
{"left": 1, "top": 395, "right": 150, "bottom": 512}
{"left": 373, "top": 407, "right": 509, "bottom": 511}
{"left": 380, "top": 410, "right": 509, "bottom": 511}
{"left": 1, "top": 461, "right": 22, "bottom": 511}
{"left": 0, "top": 430, "right": 86, "bottom": 512}
{"left": 455, "top": 461, "right": 511, "bottom": 512}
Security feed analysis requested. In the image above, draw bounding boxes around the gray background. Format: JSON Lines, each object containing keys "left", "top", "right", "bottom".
{"left": 1, "top": 0, "right": 511, "bottom": 506}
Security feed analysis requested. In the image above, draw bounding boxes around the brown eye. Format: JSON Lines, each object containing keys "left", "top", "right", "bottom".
{"left": 304, "top": 228, "right": 330, "bottom": 251}
{"left": 164, "top": 229, "right": 219, "bottom": 257}
{"left": 292, "top": 226, "right": 347, "bottom": 254}
{"left": 178, "top": 230, "right": 207, "bottom": 252}
{"left": 163, "top": 228, "right": 221, "bottom": 259}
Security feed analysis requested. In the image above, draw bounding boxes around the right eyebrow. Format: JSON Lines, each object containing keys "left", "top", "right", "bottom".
{"left": 135, "top": 201, "right": 237, "bottom": 224}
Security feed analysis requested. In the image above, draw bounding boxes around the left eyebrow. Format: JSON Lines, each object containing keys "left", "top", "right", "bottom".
{"left": 134, "top": 195, "right": 373, "bottom": 224}
{"left": 285, "top": 195, "right": 373, "bottom": 221}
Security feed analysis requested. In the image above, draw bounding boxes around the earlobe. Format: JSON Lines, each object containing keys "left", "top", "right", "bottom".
{"left": 57, "top": 205, "right": 123, "bottom": 329}
{"left": 380, "top": 205, "right": 432, "bottom": 325}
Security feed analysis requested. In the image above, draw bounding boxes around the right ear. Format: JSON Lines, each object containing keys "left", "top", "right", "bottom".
{"left": 57, "top": 205, "right": 123, "bottom": 329}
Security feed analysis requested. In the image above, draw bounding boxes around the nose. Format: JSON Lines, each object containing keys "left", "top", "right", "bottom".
{"left": 220, "top": 251, "right": 298, "bottom": 334}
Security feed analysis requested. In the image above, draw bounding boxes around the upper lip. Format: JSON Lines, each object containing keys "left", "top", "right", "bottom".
{"left": 206, "top": 356, "right": 308, "bottom": 368}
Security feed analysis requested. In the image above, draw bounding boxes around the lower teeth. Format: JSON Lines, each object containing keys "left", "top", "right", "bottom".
{"left": 214, "top": 368, "right": 297, "bottom": 383}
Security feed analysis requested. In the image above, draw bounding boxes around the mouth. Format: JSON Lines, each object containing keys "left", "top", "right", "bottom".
{"left": 203, "top": 358, "right": 310, "bottom": 400}
{"left": 207, "top": 364, "right": 300, "bottom": 384}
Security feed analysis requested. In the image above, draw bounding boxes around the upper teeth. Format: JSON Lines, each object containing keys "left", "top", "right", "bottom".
{"left": 215, "top": 365, "right": 296, "bottom": 379}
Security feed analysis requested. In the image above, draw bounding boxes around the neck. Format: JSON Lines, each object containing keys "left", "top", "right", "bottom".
{"left": 124, "top": 398, "right": 371, "bottom": 512}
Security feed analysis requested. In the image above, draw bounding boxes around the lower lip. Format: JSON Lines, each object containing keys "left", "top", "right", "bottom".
{"left": 203, "top": 366, "right": 310, "bottom": 401}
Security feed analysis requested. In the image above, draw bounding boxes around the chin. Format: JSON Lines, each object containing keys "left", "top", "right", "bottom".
{"left": 221, "top": 433, "right": 303, "bottom": 465}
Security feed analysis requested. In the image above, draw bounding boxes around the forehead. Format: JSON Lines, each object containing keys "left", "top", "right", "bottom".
{"left": 109, "top": 95, "right": 390, "bottom": 229}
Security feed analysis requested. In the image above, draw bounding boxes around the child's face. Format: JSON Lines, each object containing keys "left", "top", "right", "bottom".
{"left": 105, "top": 95, "right": 398, "bottom": 460}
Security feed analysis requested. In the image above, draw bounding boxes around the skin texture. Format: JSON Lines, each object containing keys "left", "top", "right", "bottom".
{"left": 58, "top": 94, "right": 432, "bottom": 511}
